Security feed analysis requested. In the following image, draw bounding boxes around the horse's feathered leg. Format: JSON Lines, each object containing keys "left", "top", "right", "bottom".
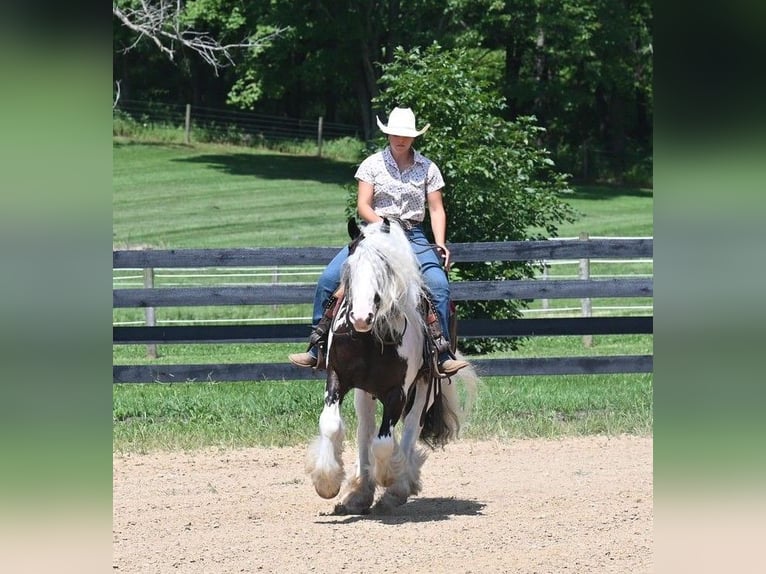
{"left": 305, "top": 370, "right": 345, "bottom": 499}
{"left": 370, "top": 387, "right": 405, "bottom": 490}
{"left": 334, "top": 389, "right": 376, "bottom": 515}
{"left": 398, "top": 376, "right": 430, "bottom": 494}
{"left": 373, "top": 376, "right": 429, "bottom": 512}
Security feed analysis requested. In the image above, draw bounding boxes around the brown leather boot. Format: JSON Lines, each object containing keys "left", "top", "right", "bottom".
{"left": 287, "top": 287, "right": 344, "bottom": 370}
{"left": 438, "top": 357, "right": 469, "bottom": 377}
{"left": 288, "top": 352, "right": 317, "bottom": 368}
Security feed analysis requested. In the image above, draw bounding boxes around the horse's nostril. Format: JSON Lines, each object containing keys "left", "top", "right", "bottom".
{"left": 347, "top": 309, "right": 373, "bottom": 333}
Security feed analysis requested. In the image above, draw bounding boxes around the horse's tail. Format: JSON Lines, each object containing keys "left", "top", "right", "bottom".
{"left": 419, "top": 352, "right": 480, "bottom": 448}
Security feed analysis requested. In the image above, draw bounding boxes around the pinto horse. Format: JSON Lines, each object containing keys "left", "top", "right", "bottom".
{"left": 305, "top": 218, "right": 478, "bottom": 514}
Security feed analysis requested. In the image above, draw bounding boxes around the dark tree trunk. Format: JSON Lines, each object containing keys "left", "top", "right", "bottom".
{"left": 607, "top": 88, "right": 628, "bottom": 182}
{"left": 386, "top": 0, "right": 400, "bottom": 64}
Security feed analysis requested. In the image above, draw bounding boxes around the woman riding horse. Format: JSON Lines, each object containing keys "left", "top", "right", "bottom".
{"left": 289, "top": 107, "right": 468, "bottom": 377}
{"left": 305, "top": 217, "right": 476, "bottom": 513}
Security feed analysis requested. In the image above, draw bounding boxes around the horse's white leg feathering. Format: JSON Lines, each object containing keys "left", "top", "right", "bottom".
{"left": 305, "top": 402, "right": 345, "bottom": 499}
{"left": 370, "top": 430, "right": 405, "bottom": 489}
{"left": 397, "top": 377, "right": 430, "bottom": 496}
{"left": 336, "top": 389, "right": 376, "bottom": 513}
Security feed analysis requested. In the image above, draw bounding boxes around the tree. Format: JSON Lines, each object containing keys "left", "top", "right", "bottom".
{"left": 226, "top": 0, "right": 378, "bottom": 125}
{"left": 449, "top": 0, "right": 653, "bottom": 183}
{"left": 113, "top": 0, "right": 287, "bottom": 71}
{"left": 113, "top": 0, "right": 652, "bottom": 184}
{"left": 225, "top": 0, "right": 380, "bottom": 134}
{"left": 363, "top": 45, "right": 577, "bottom": 352}
{"left": 113, "top": 0, "right": 289, "bottom": 109}
{"left": 225, "top": 0, "right": 470, "bottom": 135}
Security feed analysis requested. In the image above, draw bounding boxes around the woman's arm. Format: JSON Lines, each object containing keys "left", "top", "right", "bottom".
{"left": 427, "top": 189, "right": 451, "bottom": 269}
{"left": 356, "top": 180, "right": 382, "bottom": 224}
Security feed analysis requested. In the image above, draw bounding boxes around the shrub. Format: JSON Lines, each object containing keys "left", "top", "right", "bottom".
{"left": 367, "top": 45, "right": 578, "bottom": 352}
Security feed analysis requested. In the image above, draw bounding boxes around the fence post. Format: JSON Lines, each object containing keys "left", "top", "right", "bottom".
{"left": 317, "top": 116, "right": 324, "bottom": 157}
{"left": 541, "top": 261, "right": 550, "bottom": 310}
{"left": 143, "top": 267, "right": 158, "bottom": 358}
{"left": 271, "top": 266, "right": 279, "bottom": 313}
{"left": 579, "top": 232, "right": 592, "bottom": 348}
{"left": 184, "top": 104, "right": 191, "bottom": 144}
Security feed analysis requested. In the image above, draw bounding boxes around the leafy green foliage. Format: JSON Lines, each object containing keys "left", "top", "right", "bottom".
{"left": 451, "top": 0, "right": 653, "bottom": 183}
{"left": 372, "top": 45, "right": 578, "bottom": 352}
{"left": 115, "top": 0, "right": 652, "bottom": 185}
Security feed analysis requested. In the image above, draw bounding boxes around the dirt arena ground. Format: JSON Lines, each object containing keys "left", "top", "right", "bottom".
{"left": 113, "top": 435, "right": 652, "bottom": 573}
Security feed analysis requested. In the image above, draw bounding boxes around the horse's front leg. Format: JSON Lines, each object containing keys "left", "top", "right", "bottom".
{"left": 305, "top": 370, "right": 346, "bottom": 499}
{"left": 334, "top": 389, "right": 377, "bottom": 515}
{"left": 369, "top": 387, "right": 405, "bottom": 491}
{"left": 376, "top": 376, "right": 430, "bottom": 511}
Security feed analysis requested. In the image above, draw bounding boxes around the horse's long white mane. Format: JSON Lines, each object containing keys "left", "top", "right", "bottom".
{"left": 343, "top": 220, "right": 425, "bottom": 343}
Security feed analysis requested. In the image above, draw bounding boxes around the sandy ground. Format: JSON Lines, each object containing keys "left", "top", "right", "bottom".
{"left": 113, "top": 436, "right": 652, "bottom": 573}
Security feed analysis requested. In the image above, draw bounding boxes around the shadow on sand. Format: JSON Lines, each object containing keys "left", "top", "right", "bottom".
{"left": 315, "top": 496, "right": 486, "bottom": 525}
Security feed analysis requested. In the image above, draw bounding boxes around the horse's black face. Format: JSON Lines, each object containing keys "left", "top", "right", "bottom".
{"left": 347, "top": 218, "right": 364, "bottom": 256}
{"left": 347, "top": 217, "right": 361, "bottom": 239}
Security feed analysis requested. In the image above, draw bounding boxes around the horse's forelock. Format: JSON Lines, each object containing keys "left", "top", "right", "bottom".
{"left": 345, "top": 220, "right": 424, "bottom": 340}
{"left": 358, "top": 223, "right": 421, "bottom": 289}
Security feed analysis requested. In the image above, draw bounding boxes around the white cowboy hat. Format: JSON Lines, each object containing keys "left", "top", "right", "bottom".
{"left": 376, "top": 107, "right": 430, "bottom": 137}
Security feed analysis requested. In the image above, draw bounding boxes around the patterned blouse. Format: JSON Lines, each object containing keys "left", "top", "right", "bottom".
{"left": 354, "top": 146, "right": 445, "bottom": 224}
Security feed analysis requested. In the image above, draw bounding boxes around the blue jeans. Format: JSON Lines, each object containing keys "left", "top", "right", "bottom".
{"left": 312, "top": 225, "right": 452, "bottom": 357}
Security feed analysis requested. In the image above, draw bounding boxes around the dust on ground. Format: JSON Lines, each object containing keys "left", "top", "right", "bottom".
{"left": 113, "top": 435, "right": 652, "bottom": 573}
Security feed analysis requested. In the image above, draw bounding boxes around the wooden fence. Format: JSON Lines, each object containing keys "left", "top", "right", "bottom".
{"left": 113, "top": 238, "right": 653, "bottom": 383}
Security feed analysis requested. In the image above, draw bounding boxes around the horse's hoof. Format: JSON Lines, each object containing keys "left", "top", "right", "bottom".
{"left": 372, "top": 491, "right": 408, "bottom": 513}
{"left": 315, "top": 483, "right": 341, "bottom": 499}
{"left": 333, "top": 502, "right": 370, "bottom": 516}
{"left": 308, "top": 460, "right": 344, "bottom": 499}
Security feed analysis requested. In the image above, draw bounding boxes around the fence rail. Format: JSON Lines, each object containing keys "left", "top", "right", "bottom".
{"left": 113, "top": 238, "right": 653, "bottom": 382}
{"left": 113, "top": 239, "right": 652, "bottom": 268}
{"left": 114, "top": 99, "right": 360, "bottom": 149}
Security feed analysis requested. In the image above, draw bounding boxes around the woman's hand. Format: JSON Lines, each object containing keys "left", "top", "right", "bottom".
{"left": 435, "top": 244, "right": 451, "bottom": 271}
{"left": 356, "top": 181, "right": 381, "bottom": 223}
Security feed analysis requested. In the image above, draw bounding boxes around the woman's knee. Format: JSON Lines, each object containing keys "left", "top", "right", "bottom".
{"left": 428, "top": 288, "right": 450, "bottom": 308}
{"left": 317, "top": 268, "right": 340, "bottom": 292}
{"left": 422, "top": 270, "right": 449, "bottom": 296}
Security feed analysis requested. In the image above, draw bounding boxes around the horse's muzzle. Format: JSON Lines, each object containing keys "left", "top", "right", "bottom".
{"left": 348, "top": 310, "right": 374, "bottom": 333}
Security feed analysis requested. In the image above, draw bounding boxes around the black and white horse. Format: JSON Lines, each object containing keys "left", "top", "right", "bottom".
{"left": 305, "top": 218, "right": 478, "bottom": 514}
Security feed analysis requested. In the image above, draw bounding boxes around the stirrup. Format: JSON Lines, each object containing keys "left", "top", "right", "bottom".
{"left": 437, "top": 357, "right": 468, "bottom": 378}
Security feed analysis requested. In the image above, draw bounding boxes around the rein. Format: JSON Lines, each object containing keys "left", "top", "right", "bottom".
{"left": 408, "top": 237, "right": 441, "bottom": 257}
{"left": 382, "top": 217, "right": 444, "bottom": 259}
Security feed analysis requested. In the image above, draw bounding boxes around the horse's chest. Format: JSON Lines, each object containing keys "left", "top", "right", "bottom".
{"left": 329, "top": 333, "right": 409, "bottom": 395}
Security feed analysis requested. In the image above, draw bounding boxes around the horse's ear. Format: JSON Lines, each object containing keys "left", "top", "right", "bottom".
{"left": 381, "top": 217, "right": 390, "bottom": 234}
{"left": 347, "top": 217, "right": 361, "bottom": 240}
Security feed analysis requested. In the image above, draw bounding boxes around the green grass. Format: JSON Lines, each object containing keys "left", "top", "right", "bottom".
{"left": 555, "top": 184, "right": 653, "bottom": 238}
{"left": 113, "top": 139, "right": 653, "bottom": 452}
{"left": 113, "top": 380, "right": 324, "bottom": 452}
{"left": 112, "top": 335, "right": 653, "bottom": 452}
{"left": 113, "top": 141, "right": 653, "bottom": 249}
{"left": 112, "top": 373, "right": 652, "bottom": 453}
{"left": 113, "top": 140, "right": 358, "bottom": 249}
